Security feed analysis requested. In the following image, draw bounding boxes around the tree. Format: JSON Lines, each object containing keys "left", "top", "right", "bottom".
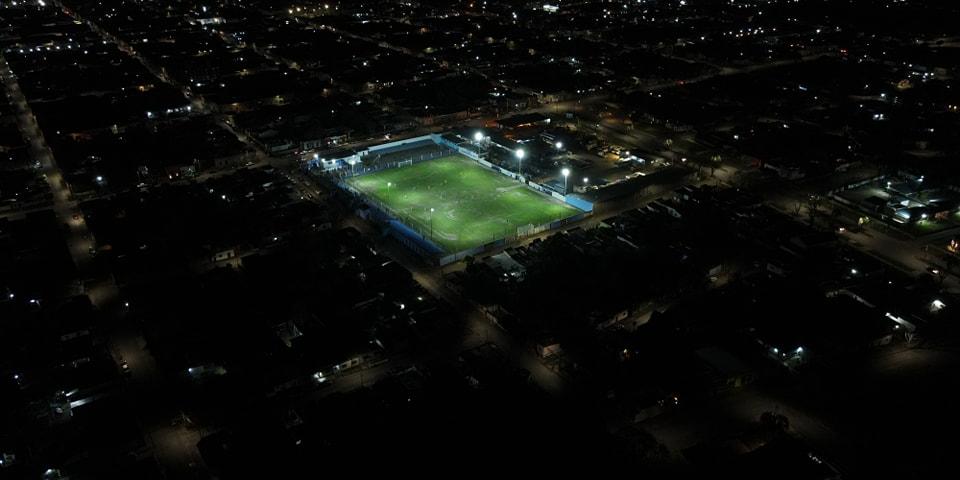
{"left": 805, "top": 195, "right": 823, "bottom": 226}
{"left": 710, "top": 154, "right": 722, "bottom": 177}
{"left": 760, "top": 411, "right": 790, "bottom": 433}
{"left": 946, "top": 255, "right": 958, "bottom": 275}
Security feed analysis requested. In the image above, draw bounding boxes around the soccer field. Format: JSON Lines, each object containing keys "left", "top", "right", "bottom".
{"left": 346, "top": 155, "right": 582, "bottom": 252}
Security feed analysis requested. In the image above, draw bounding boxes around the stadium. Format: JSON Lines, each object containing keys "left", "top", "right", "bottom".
{"left": 312, "top": 132, "right": 593, "bottom": 264}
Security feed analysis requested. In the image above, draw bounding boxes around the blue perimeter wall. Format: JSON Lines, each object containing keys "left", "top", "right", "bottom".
{"left": 387, "top": 219, "right": 445, "bottom": 256}
{"left": 565, "top": 195, "right": 594, "bottom": 212}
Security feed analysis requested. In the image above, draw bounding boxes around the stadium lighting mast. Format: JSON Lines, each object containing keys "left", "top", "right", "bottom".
{"left": 515, "top": 148, "right": 525, "bottom": 177}
{"left": 430, "top": 207, "right": 435, "bottom": 240}
{"left": 561, "top": 168, "right": 571, "bottom": 193}
{"left": 474, "top": 131, "right": 484, "bottom": 143}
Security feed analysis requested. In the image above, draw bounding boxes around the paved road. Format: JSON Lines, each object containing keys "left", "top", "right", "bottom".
{"left": 625, "top": 52, "right": 839, "bottom": 95}
{"left": 1, "top": 54, "right": 95, "bottom": 273}
{"left": 11, "top": 7, "right": 214, "bottom": 476}
{"left": 339, "top": 215, "right": 567, "bottom": 395}
{"left": 761, "top": 173, "right": 960, "bottom": 293}
{"left": 274, "top": 154, "right": 709, "bottom": 404}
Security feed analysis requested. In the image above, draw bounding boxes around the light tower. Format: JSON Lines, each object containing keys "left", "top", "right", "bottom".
{"left": 515, "top": 148, "right": 525, "bottom": 177}
{"left": 561, "top": 168, "right": 570, "bottom": 194}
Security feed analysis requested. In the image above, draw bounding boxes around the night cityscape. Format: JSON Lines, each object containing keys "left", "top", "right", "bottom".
{"left": 2, "top": 0, "right": 960, "bottom": 477}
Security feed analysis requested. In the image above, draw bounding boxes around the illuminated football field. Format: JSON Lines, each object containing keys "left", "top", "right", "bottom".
{"left": 347, "top": 154, "right": 581, "bottom": 252}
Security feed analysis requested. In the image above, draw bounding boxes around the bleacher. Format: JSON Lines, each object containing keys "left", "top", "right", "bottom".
{"left": 361, "top": 142, "right": 452, "bottom": 170}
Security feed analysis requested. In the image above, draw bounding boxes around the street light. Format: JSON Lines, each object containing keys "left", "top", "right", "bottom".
{"left": 561, "top": 168, "right": 570, "bottom": 193}
{"left": 555, "top": 141, "right": 563, "bottom": 150}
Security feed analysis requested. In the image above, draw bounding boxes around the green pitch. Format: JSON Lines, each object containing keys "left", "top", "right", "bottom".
{"left": 346, "top": 155, "right": 582, "bottom": 252}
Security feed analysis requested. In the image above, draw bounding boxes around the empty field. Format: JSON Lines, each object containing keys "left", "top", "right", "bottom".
{"left": 346, "top": 155, "right": 582, "bottom": 252}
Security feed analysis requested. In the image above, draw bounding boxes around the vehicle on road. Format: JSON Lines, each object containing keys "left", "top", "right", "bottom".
{"left": 927, "top": 266, "right": 944, "bottom": 276}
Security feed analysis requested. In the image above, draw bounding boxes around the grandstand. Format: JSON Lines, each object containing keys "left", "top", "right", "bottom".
{"left": 356, "top": 141, "right": 452, "bottom": 175}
